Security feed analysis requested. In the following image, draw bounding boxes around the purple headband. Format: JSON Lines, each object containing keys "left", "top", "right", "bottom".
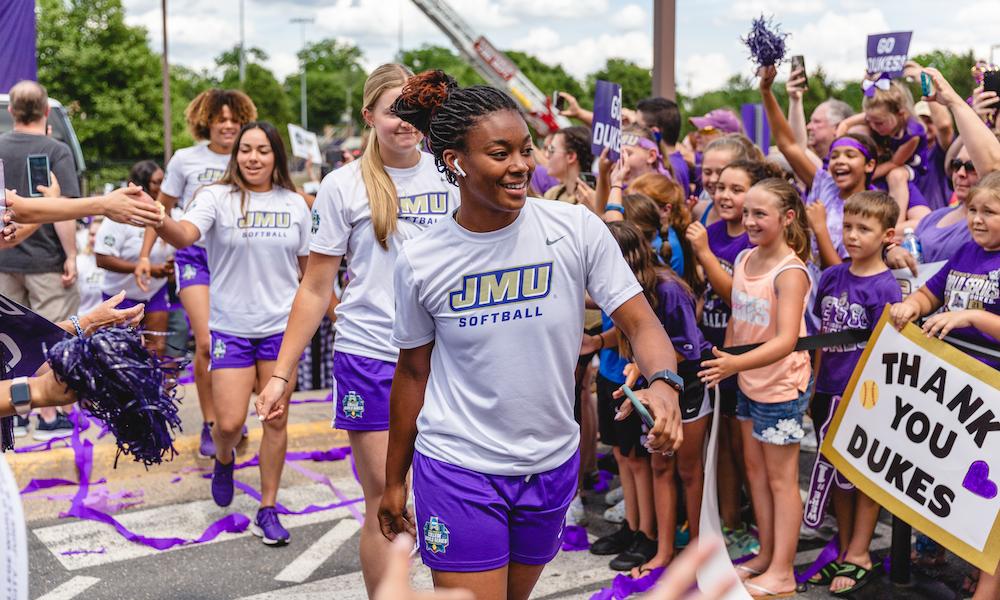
{"left": 622, "top": 135, "right": 672, "bottom": 177}
{"left": 828, "top": 137, "right": 872, "bottom": 161}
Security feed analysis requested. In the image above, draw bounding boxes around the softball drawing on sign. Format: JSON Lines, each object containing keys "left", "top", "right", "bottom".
{"left": 860, "top": 379, "right": 878, "bottom": 409}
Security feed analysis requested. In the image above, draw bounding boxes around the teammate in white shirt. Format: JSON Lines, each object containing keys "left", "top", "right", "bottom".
{"left": 75, "top": 219, "right": 106, "bottom": 316}
{"left": 154, "top": 122, "right": 311, "bottom": 547}
{"left": 255, "top": 64, "right": 457, "bottom": 596}
{"left": 369, "top": 70, "right": 684, "bottom": 600}
{"left": 135, "top": 89, "right": 258, "bottom": 458}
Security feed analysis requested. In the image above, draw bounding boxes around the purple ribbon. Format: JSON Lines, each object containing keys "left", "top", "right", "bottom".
{"left": 590, "top": 566, "right": 667, "bottom": 599}
{"left": 592, "top": 469, "right": 613, "bottom": 493}
{"left": 232, "top": 479, "right": 363, "bottom": 516}
{"left": 862, "top": 74, "right": 892, "bottom": 98}
{"left": 795, "top": 537, "right": 840, "bottom": 584}
{"left": 288, "top": 393, "right": 334, "bottom": 405}
{"left": 286, "top": 460, "right": 366, "bottom": 523}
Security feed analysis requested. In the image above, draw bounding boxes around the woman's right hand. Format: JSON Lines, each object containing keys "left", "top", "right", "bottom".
{"left": 685, "top": 221, "right": 710, "bottom": 258}
{"left": 757, "top": 65, "right": 777, "bottom": 92}
{"left": 884, "top": 245, "right": 918, "bottom": 275}
{"left": 104, "top": 185, "right": 164, "bottom": 226}
{"left": 922, "top": 67, "right": 963, "bottom": 108}
{"left": 557, "top": 91, "right": 583, "bottom": 119}
{"left": 378, "top": 483, "right": 416, "bottom": 542}
{"left": 971, "top": 86, "right": 999, "bottom": 122}
{"left": 786, "top": 67, "right": 806, "bottom": 100}
{"left": 255, "top": 376, "right": 288, "bottom": 423}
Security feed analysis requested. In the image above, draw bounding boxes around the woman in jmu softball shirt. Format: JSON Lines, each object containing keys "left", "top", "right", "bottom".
{"left": 154, "top": 121, "right": 311, "bottom": 547}
{"left": 135, "top": 89, "right": 258, "bottom": 458}
{"left": 255, "top": 63, "right": 457, "bottom": 596}
{"left": 371, "top": 70, "right": 684, "bottom": 600}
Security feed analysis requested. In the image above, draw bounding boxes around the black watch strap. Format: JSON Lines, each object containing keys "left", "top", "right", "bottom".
{"left": 647, "top": 369, "right": 684, "bottom": 393}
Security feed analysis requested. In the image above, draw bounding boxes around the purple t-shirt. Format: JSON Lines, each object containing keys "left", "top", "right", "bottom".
{"left": 531, "top": 164, "right": 559, "bottom": 195}
{"left": 914, "top": 206, "right": 972, "bottom": 264}
{"left": 916, "top": 144, "right": 950, "bottom": 211}
{"left": 699, "top": 221, "right": 751, "bottom": 348}
{"left": 806, "top": 169, "right": 847, "bottom": 259}
{"left": 874, "top": 116, "right": 929, "bottom": 175}
{"left": 655, "top": 277, "right": 710, "bottom": 363}
{"left": 924, "top": 241, "right": 1000, "bottom": 369}
{"left": 813, "top": 265, "right": 902, "bottom": 394}
{"left": 668, "top": 151, "right": 691, "bottom": 196}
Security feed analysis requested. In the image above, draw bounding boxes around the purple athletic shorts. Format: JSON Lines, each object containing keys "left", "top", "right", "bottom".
{"left": 102, "top": 284, "right": 169, "bottom": 313}
{"left": 332, "top": 352, "right": 394, "bottom": 431}
{"left": 413, "top": 449, "right": 579, "bottom": 572}
{"left": 209, "top": 331, "right": 283, "bottom": 370}
{"left": 175, "top": 245, "right": 210, "bottom": 290}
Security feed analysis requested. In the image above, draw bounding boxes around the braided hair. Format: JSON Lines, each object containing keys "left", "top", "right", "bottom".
{"left": 392, "top": 70, "right": 521, "bottom": 185}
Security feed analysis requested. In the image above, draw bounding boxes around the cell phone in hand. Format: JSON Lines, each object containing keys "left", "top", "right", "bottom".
{"left": 920, "top": 72, "right": 933, "bottom": 97}
{"left": 790, "top": 55, "right": 806, "bottom": 79}
{"left": 552, "top": 91, "right": 567, "bottom": 111}
{"left": 26, "top": 154, "right": 50, "bottom": 198}
{"left": 984, "top": 70, "right": 1000, "bottom": 96}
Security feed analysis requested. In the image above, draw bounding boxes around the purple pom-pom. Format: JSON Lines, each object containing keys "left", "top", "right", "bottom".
{"left": 45, "top": 327, "right": 183, "bottom": 467}
{"left": 743, "top": 14, "right": 788, "bottom": 67}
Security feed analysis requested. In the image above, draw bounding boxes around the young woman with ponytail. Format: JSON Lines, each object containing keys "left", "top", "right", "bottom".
{"left": 256, "top": 64, "right": 457, "bottom": 595}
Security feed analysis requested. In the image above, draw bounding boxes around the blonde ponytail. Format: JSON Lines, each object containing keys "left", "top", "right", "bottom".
{"left": 359, "top": 63, "right": 414, "bottom": 249}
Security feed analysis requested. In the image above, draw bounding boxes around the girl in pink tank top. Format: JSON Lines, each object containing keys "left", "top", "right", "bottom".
{"left": 699, "top": 178, "right": 812, "bottom": 597}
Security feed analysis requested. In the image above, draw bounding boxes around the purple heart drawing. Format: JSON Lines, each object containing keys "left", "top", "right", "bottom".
{"left": 963, "top": 461, "right": 998, "bottom": 499}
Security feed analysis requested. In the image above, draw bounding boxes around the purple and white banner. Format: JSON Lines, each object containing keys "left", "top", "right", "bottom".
{"left": 0, "top": 0, "right": 37, "bottom": 94}
{"left": 740, "top": 103, "right": 770, "bottom": 156}
{"left": 866, "top": 31, "right": 912, "bottom": 78}
{"left": 0, "top": 294, "right": 70, "bottom": 378}
{"left": 591, "top": 80, "right": 622, "bottom": 162}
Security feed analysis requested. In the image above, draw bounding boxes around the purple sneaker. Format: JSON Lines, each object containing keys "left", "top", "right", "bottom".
{"left": 199, "top": 422, "right": 215, "bottom": 458}
{"left": 252, "top": 506, "right": 290, "bottom": 546}
{"left": 211, "top": 453, "right": 235, "bottom": 507}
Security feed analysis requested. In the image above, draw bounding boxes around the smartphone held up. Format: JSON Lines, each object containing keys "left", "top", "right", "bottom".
{"left": 552, "top": 91, "right": 567, "bottom": 112}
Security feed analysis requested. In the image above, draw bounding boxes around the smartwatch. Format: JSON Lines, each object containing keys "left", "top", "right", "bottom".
{"left": 647, "top": 369, "right": 684, "bottom": 393}
{"left": 10, "top": 376, "right": 31, "bottom": 417}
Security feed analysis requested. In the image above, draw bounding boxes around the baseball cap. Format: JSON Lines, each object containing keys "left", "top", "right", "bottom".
{"left": 913, "top": 100, "right": 931, "bottom": 119}
{"left": 690, "top": 109, "right": 742, "bottom": 134}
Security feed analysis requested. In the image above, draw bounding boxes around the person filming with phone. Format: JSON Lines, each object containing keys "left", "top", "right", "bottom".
{"left": 0, "top": 80, "right": 81, "bottom": 441}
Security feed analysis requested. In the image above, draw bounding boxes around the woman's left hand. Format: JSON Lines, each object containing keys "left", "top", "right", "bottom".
{"left": 616, "top": 381, "right": 683, "bottom": 453}
{"left": 698, "top": 347, "right": 738, "bottom": 388}
{"left": 78, "top": 290, "right": 145, "bottom": 333}
{"left": 611, "top": 362, "right": 641, "bottom": 399}
{"left": 922, "top": 309, "right": 975, "bottom": 339}
{"left": 574, "top": 177, "right": 595, "bottom": 209}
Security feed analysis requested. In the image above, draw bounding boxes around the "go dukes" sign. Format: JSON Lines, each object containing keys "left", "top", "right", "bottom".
{"left": 823, "top": 309, "right": 1000, "bottom": 573}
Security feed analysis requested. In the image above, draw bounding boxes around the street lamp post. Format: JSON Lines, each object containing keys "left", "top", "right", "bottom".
{"left": 290, "top": 17, "right": 314, "bottom": 129}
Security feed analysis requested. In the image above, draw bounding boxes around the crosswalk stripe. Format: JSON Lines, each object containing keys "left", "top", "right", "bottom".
{"left": 274, "top": 519, "right": 361, "bottom": 583}
{"left": 32, "top": 480, "right": 363, "bottom": 571}
{"left": 34, "top": 576, "right": 101, "bottom": 600}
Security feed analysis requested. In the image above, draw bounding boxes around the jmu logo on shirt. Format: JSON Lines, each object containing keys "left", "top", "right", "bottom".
{"left": 342, "top": 390, "right": 364, "bottom": 419}
{"left": 237, "top": 211, "right": 292, "bottom": 229}
{"left": 212, "top": 338, "right": 226, "bottom": 359}
{"left": 398, "top": 192, "right": 449, "bottom": 225}
{"left": 449, "top": 263, "right": 552, "bottom": 312}
{"left": 197, "top": 168, "right": 225, "bottom": 183}
{"left": 423, "top": 516, "right": 450, "bottom": 554}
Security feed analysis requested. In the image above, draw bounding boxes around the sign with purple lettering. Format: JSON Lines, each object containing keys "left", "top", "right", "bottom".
{"left": 866, "top": 31, "right": 912, "bottom": 78}
{"left": 0, "top": 294, "right": 70, "bottom": 378}
{"left": 823, "top": 309, "right": 1000, "bottom": 573}
{"left": 740, "top": 103, "right": 770, "bottom": 156}
{"left": 590, "top": 80, "right": 622, "bottom": 162}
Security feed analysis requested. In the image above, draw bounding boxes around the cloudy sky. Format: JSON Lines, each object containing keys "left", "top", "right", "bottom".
{"left": 124, "top": 0, "right": 1000, "bottom": 95}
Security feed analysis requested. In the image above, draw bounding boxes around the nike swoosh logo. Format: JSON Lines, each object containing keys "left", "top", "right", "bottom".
{"left": 546, "top": 235, "right": 566, "bottom": 246}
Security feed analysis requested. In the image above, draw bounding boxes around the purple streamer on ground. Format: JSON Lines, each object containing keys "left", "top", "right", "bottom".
{"left": 233, "top": 479, "right": 363, "bottom": 516}
{"left": 60, "top": 548, "right": 107, "bottom": 556}
{"left": 14, "top": 436, "right": 71, "bottom": 453}
{"left": 45, "top": 327, "right": 185, "bottom": 466}
{"left": 288, "top": 396, "right": 334, "bottom": 405}
{"left": 592, "top": 469, "right": 613, "bottom": 493}
{"left": 743, "top": 14, "right": 788, "bottom": 67}
{"left": 561, "top": 525, "right": 589, "bottom": 551}
{"left": 590, "top": 566, "right": 666, "bottom": 599}
{"left": 286, "top": 460, "right": 366, "bottom": 524}
{"left": 170, "top": 476, "right": 182, "bottom": 484}
{"left": 795, "top": 537, "right": 839, "bottom": 584}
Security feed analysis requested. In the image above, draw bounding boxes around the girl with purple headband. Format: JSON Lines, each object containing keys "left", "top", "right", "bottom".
{"left": 596, "top": 125, "right": 675, "bottom": 218}
{"left": 759, "top": 65, "right": 877, "bottom": 269}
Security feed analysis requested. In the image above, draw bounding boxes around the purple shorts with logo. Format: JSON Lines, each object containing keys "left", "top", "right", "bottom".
{"left": 175, "top": 246, "right": 210, "bottom": 290}
{"left": 102, "top": 284, "right": 169, "bottom": 313}
{"left": 209, "top": 331, "right": 283, "bottom": 370}
{"left": 413, "top": 449, "right": 579, "bottom": 572}
{"left": 333, "top": 352, "right": 394, "bottom": 431}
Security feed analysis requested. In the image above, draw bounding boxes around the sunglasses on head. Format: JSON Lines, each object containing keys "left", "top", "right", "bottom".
{"left": 950, "top": 159, "right": 976, "bottom": 172}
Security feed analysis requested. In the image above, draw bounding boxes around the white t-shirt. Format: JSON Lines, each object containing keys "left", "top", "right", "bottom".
{"left": 76, "top": 253, "right": 106, "bottom": 315}
{"left": 310, "top": 153, "right": 457, "bottom": 362}
{"left": 392, "top": 199, "right": 643, "bottom": 475}
{"left": 160, "top": 143, "right": 231, "bottom": 210}
{"left": 182, "top": 184, "right": 311, "bottom": 337}
{"left": 93, "top": 219, "right": 172, "bottom": 300}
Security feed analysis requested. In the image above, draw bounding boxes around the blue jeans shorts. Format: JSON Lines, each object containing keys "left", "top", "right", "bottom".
{"left": 735, "top": 387, "right": 810, "bottom": 445}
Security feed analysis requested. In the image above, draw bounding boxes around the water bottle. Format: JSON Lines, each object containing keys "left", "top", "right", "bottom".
{"left": 901, "top": 228, "right": 922, "bottom": 263}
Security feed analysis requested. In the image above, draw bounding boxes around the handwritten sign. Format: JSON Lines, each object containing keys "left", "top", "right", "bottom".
{"left": 287, "top": 124, "right": 322, "bottom": 164}
{"left": 823, "top": 309, "right": 1000, "bottom": 573}
{"left": 866, "top": 31, "right": 913, "bottom": 78}
{"left": 591, "top": 80, "right": 622, "bottom": 162}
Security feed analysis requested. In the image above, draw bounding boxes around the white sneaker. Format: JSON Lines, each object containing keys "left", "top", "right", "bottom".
{"left": 800, "top": 513, "right": 837, "bottom": 540}
{"left": 800, "top": 416, "right": 818, "bottom": 452}
{"left": 604, "top": 486, "right": 624, "bottom": 506}
{"left": 566, "top": 494, "right": 587, "bottom": 526}
{"left": 603, "top": 498, "right": 626, "bottom": 524}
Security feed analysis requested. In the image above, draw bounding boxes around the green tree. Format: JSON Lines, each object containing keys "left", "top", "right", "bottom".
{"left": 169, "top": 64, "right": 215, "bottom": 151}
{"left": 400, "top": 45, "right": 485, "bottom": 88}
{"left": 36, "top": 0, "right": 163, "bottom": 163}
{"left": 587, "top": 59, "right": 651, "bottom": 110}
{"left": 217, "top": 46, "right": 294, "bottom": 133}
{"left": 284, "top": 39, "right": 366, "bottom": 130}
{"left": 506, "top": 51, "right": 586, "bottom": 102}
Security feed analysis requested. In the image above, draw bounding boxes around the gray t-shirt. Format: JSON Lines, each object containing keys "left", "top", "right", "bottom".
{"left": 0, "top": 131, "right": 80, "bottom": 273}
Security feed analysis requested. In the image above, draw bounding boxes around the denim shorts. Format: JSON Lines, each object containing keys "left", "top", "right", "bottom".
{"left": 735, "top": 387, "right": 810, "bottom": 445}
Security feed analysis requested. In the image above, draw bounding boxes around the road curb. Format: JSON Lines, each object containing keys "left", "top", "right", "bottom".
{"left": 10, "top": 420, "right": 350, "bottom": 484}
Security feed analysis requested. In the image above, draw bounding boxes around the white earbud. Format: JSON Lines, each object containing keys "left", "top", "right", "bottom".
{"left": 453, "top": 158, "right": 467, "bottom": 178}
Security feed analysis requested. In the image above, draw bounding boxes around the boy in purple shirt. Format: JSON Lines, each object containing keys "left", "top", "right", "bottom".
{"left": 809, "top": 191, "right": 902, "bottom": 595}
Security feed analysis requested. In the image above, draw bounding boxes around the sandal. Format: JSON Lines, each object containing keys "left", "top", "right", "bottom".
{"left": 807, "top": 561, "right": 840, "bottom": 586}
{"left": 744, "top": 582, "right": 797, "bottom": 598}
{"left": 830, "top": 561, "right": 875, "bottom": 596}
{"left": 738, "top": 565, "right": 763, "bottom": 581}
